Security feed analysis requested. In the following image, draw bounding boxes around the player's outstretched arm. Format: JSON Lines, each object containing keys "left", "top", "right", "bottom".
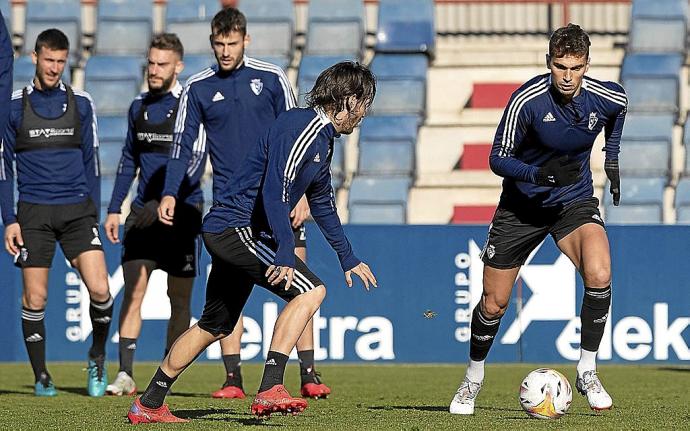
{"left": 4, "top": 222, "right": 23, "bottom": 255}
{"left": 604, "top": 159, "right": 620, "bottom": 206}
{"left": 345, "top": 261, "right": 378, "bottom": 291}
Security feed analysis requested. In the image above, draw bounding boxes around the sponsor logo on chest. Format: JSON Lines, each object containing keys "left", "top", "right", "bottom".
{"left": 28, "top": 128, "right": 75, "bottom": 138}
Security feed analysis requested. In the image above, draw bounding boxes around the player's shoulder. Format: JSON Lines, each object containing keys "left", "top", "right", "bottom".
{"left": 583, "top": 76, "right": 627, "bottom": 108}
{"left": 183, "top": 67, "right": 217, "bottom": 92}
{"left": 273, "top": 108, "right": 325, "bottom": 136}
{"left": 71, "top": 86, "right": 96, "bottom": 111}
{"left": 244, "top": 56, "right": 289, "bottom": 88}
{"left": 508, "top": 74, "right": 551, "bottom": 106}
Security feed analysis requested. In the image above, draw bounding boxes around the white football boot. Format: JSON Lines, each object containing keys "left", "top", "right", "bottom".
{"left": 576, "top": 370, "right": 612, "bottom": 410}
{"left": 106, "top": 371, "right": 137, "bottom": 396}
{"left": 449, "top": 377, "right": 482, "bottom": 415}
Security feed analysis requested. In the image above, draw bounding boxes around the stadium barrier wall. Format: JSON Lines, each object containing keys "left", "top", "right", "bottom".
{"left": 0, "top": 224, "right": 688, "bottom": 364}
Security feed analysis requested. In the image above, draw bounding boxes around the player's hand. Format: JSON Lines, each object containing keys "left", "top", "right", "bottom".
{"left": 290, "top": 195, "right": 311, "bottom": 229}
{"left": 158, "top": 195, "right": 176, "bottom": 226}
{"left": 4, "top": 222, "right": 24, "bottom": 256}
{"left": 104, "top": 213, "right": 121, "bottom": 244}
{"left": 265, "top": 265, "right": 295, "bottom": 291}
{"left": 345, "top": 262, "right": 378, "bottom": 291}
{"left": 135, "top": 199, "right": 160, "bottom": 229}
{"left": 535, "top": 156, "right": 581, "bottom": 187}
{"left": 604, "top": 159, "right": 621, "bottom": 206}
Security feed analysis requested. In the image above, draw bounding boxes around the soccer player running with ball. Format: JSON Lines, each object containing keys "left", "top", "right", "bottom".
{"left": 0, "top": 29, "right": 112, "bottom": 397}
{"left": 103, "top": 34, "right": 204, "bottom": 396}
{"left": 127, "top": 61, "right": 377, "bottom": 423}
{"left": 450, "top": 24, "right": 625, "bottom": 415}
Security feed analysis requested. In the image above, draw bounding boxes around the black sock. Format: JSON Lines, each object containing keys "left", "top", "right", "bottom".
{"left": 222, "top": 354, "right": 243, "bottom": 389}
{"left": 140, "top": 367, "right": 177, "bottom": 409}
{"left": 580, "top": 286, "right": 611, "bottom": 352}
{"left": 22, "top": 307, "right": 47, "bottom": 382}
{"left": 89, "top": 295, "right": 113, "bottom": 358}
{"left": 119, "top": 337, "right": 137, "bottom": 377}
{"left": 469, "top": 304, "right": 502, "bottom": 362}
{"left": 258, "top": 351, "right": 289, "bottom": 393}
{"left": 298, "top": 350, "right": 316, "bottom": 384}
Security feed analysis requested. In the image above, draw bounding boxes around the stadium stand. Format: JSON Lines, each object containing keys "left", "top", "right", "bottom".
{"left": 332, "top": 135, "right": 346, "bottom": 190}
{"left": 95, "top": 0, "right": 153, "bottom": 56}
{"left": 84, "top": 56, "right": 142, "bottom": 115}
{"left": 13, "top": 55, "right": 71, "bottom": 90}
{"left": 1, "top": 0, "right": 9, "bottom": 34}
{"left": 628, "top": 0, "right": 687, "bottom": 54}
{"left": 618, "top": 140, "right": 670, "bottom": 178}
{"left": 357, "top": 115, "right": 419, "bottom": 176}
{"left": 297, "top": 54, "right": 352, "bottom": 105}
{"left": 348, "top": 176, "right": 411, "bottom": 224}
{"left": 23, "top": 0, "right": 81, "bottom": 62}
{"left": 604, "top": 176, "right": 665, "bottom": 224}
{"left": 620, "top": 53, "right": 681, "bottom": 114}
{"left": 451, "top": 205, "right": 496, "bottom": 224}
{"left": 97, "top": 115, "right": 128, "bottom": 176}
{"left": 178, "top": 54, "right": 215, "bottom": 84}
{"left": 305, "top": 0, "right": 365, "bottom": 59}
{"left": 376, "top": 0, "right": 435, "bottom": 58}
{"left": 242, "top": 0, "right": 294, "bottom": 69}
{"left": 676, "top": 178, "right": 690, "bottom": 223}
{"left": 166, "top": 0, "right": 219, "bottom": 55}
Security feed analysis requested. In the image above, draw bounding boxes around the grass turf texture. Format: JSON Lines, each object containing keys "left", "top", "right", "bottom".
{"left": 0, "top": 363, "right": 686, "bottom": 430}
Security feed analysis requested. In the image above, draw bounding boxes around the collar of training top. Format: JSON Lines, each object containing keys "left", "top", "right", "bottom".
{"left": 26, "top": 80, "right": 67, "bottom": 94}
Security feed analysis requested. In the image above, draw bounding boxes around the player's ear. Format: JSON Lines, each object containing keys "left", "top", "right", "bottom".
{"left": 545, "top": 54, "right": 551, "bottom": 69}
{"left": 175, "top": 59, "right": 184, "bottom": 76}
{"left": 585, "top": 57, "right": 590, "bottom": 73}
{"left": 244, "top": 33, "right": 250, "bottom": 48}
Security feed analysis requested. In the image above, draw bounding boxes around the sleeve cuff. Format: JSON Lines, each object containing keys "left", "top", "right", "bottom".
{"left": 340, "top": 255, "right": 361, "bottom": 273}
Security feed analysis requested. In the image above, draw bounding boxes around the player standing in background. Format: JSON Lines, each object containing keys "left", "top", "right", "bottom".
{"left": 103, "top": 34, "right": 204, "bottom": 396}
{"left": 0, "top": 29, "right": 112, "bottom": 397}
{"left": 449, "top": 24, "right": 625, "bottom": 415}
{"left": 157, "top": 7, "right": 330, "bottom": 400}
{"left": 127, "top": 61, "right": 377, "bottom": 423}
{"left": 0, "top": 8, "right": 13, "bottom": 140}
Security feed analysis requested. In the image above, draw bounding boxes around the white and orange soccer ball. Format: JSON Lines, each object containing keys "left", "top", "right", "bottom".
{"left": 518, "top": 368, "right": 572, "bottom": 419}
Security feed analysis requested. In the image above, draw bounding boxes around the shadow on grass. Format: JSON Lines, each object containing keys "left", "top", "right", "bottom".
{"left": 173, "top": 408, "right": 282, "bottom": 426}
{"left": 368, "top": 405, "right": 449, "bottom": 412}
{"left": 0, "top": 388, "right": 33, "bottom": 395}
{"left": 167, "top": 391, "right": 215, "bottom": 398}
{"left": 658, "top": 367, "right": 690, "bottom": 373}
{"left": 57, "top": 386, "right": 90, "bottom": 396}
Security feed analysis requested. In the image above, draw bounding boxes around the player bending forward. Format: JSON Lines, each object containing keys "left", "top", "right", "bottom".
{"left": 450, "top": 23, "right": 625, "bottom": 414}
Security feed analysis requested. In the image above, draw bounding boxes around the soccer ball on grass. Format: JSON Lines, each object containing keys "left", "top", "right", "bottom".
{"left": 518, "top": 368, "right": 572, "bottom": 419}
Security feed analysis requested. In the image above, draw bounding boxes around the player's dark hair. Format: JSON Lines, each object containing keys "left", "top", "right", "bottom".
{"left": 211, "top": 7, "right": 247, "bottom": 37}
{"left": 305, "top": 61, "right": 377, "bottom": 114}
{"left": 549, "top": 23, "right": 590, "bottom": 58}
{"left": 34, "top": 28, "right": 69, "bottom": 54}
{"left": 150, "top": 33, "right": 184, "bottom": 59}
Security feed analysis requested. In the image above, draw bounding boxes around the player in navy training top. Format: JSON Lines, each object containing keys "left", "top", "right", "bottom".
{"left": 127, "top": 62, "right": 378, "bottom": 423}
{"left": 157, "top": 8, "right": 329, "bottom": 399}
{"left": 450, "top": 24, "right": 625, "bottom": 415}
{"left": 0, "top": 29, "right": 112, "bottom": 397}
{"left": 102, "top": 34, "right": 204, "bottom": 397}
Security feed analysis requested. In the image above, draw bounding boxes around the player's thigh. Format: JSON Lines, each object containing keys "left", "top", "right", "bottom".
{"left": 159, "top": 203, "right": 203, "bottom": 278}
{"left": 15, "top": 202, "right": 57, "bottom": 268}
{"left": 56, "top": 200, "right": 103, "bottom": 262}
{"left": 482, "top": 265, "right": 521, "bottom": 313}
{"left": 121, "top": 259, "right": 156, "bottom": 302}
{"left": 556, "top": 224, "right": 611, "bottom": 286}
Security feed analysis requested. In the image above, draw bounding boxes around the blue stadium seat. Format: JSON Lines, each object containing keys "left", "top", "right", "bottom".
{"left": 166, "top": 0, "right": 218, "bottom": 55}
{"left": 371, "top": 79, "right": 426, "bottom": 117}
{"left": 618, "top": 140, "right": 670, "bottom": 177}
{"left": 604, "top": 176, "right": 665, "bottom": 206}
{"left": 96, "top": 0, "right": 153, "bottom": 56}
{"left": 348, "top": 176, "right": 411, "bottom": 224}
{"left": 629, "top": 0, "right": 687, "bottom": 55}
{"left": 100, "top": 174, "right": 116, "bottom": 219}
{"left": 252, "top": 56, "right": 290, "bottom": 73}
{"left": 358, "top": 116, "right": 419, "bottom": 176}
{"left": 2, "top": 0, "right": 10, "bottom": 34}
{"left": 631, "top": 0, "right": 687, "bottom": 19}
{"left": 84, "top": 56, "right": 142, "bottom": 115}
{"left": 305, "top": 0, "right": 364, "bottom": 58}
{"left": 332, "top": 135, "right": 346, "bottom": 190}
{"left": 376, "top": 0, "right": 435, "bottom": 57}
{"left": 370, "top": 54, "right": 428, "bottom": 80}
{"left": 621, "top": 113, "right": 674, "bottom": 145}
{"left": 242, "top": 0, "right": 294, "bottom": 65}
{"left": 297, "top": 55, "right": 352, "bottom": 105}
{"left": 685, "top": 144, "right": 690, "bottom": 176}
{"left": 675, "top": 178, "right": 690, "bottom": 223}
{"left": 23, "top": 0, "right": 81, "bottom": 62}
{"left": 13, "top": 55, "right": 71, "bottom": 91}
{"left": 201, "top": 177, "right": 213, "bottom": 214}
{"left": 99, "top": 142, "right": 123, "bottom": 176}
{"left": 621, "top": 53, "right": 681, "bottom": 113}
{"left": 605, "top": 205, "right": 662, "bottom": 224}
{"left": 179, "top": 54, "right": 215, "bottom": 84}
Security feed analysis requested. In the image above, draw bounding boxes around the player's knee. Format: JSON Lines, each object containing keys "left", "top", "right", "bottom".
{"left": 23, "top": 292, "right": 47, "bottom": 310}
{"left": 583, "top": 266, "right": 611, "bottom": 288}
{"left": 304, "top": 285, "right": 326, "bottom": 308}
{"left": 482, "top": 297, "right": 508, "bottom": 319}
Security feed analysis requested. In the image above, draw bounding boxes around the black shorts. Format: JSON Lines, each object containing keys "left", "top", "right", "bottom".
{"left": 198, "top": 227, "right": 323, "bottom": 336}
{"left": 122, "top": 202, "right": 202, "bottom": 278}
{"left": 480, "top": 197, "right": 605, "bottom": 269}
{"left": 15, "top": 200, "right": 103, "bottom": 268}
{"left": 293, "top": 224, "right": 307, "bottom": 248}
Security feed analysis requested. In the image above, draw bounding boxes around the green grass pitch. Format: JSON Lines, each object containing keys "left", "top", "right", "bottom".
{"left": 0, "top": 362, "right": 687, "bottom": 430}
